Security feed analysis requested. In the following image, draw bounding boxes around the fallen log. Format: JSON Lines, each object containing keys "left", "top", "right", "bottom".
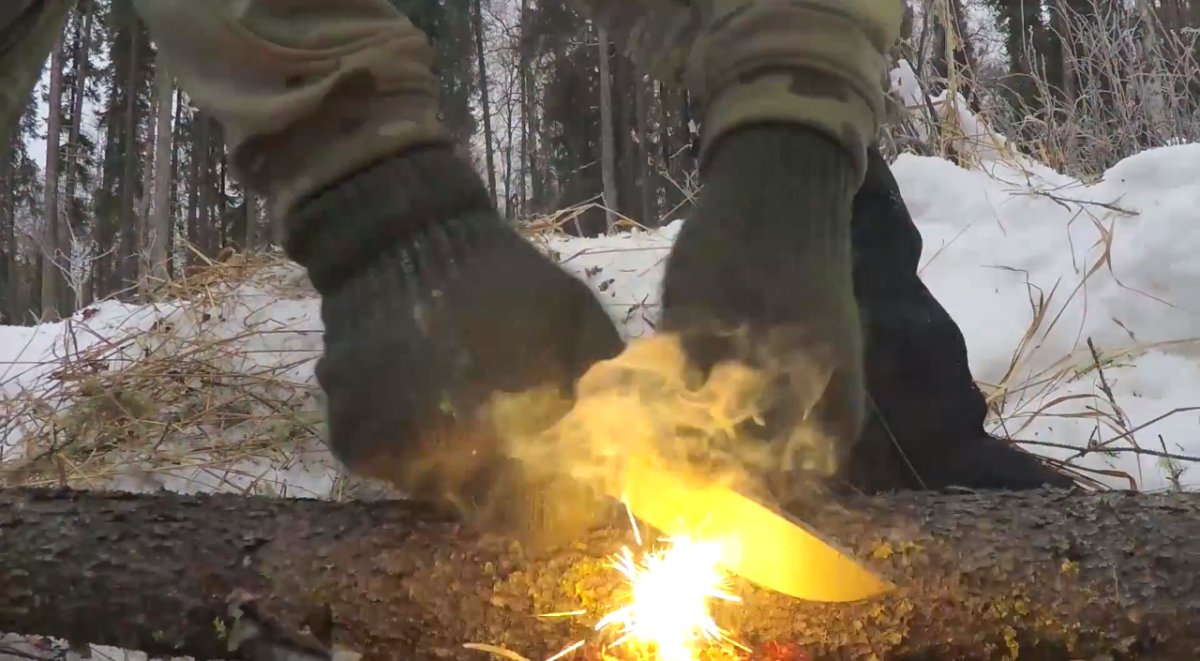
{"left": 0, "top": 488, "right": 1198, "bottom": 660}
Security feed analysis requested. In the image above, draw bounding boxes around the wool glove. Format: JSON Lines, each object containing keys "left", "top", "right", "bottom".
{"left": 286, "top": 146, "right": 625, "bottom": 544}
{"left": 661, "top": 126, "right": 864, "bottom": 505}
{"left": 652, "top": 0, "right": 901, "bottom": 504}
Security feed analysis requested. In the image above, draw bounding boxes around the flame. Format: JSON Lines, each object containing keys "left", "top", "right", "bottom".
{"left": 593, "top": 536, "right": 746, "bottom": 661}
{"left": 543, "top": 532, "right": 749, "bottom": 661}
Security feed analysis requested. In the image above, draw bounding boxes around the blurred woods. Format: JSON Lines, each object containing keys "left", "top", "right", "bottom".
{"left": 1, "top": 0, "right": 1198, "bottom": 325}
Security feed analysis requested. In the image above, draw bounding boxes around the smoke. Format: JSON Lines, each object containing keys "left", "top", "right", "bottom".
{"left": 488, "top": 329, "right": 847, "bottom": 536}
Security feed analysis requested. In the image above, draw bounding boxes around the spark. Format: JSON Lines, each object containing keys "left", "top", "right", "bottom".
{"left": 545, "top": 640, "right": 586, "bottom": 661}
{"left": 542, "top": 505, "right": 749, "bottom": 661}
{"left": 624, "top": 499, "right": 644, "bottom": 547}
{"left": 593, "top": 536, "right": 747, "bottom": 661}
{"left": 539, "top": 610, "right": 588, "bottom": 619}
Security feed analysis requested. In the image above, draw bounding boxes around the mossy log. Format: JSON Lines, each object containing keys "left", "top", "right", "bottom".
{"left": 1, "top": 488, "right": 1198, "bottom": 660}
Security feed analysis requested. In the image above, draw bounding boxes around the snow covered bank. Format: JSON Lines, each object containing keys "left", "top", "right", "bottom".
{"left": 899, "top": 143, "right": 1200, "bottom": 491}
{"left": 3, "top": 145, "right": 1199, "bottom": 499}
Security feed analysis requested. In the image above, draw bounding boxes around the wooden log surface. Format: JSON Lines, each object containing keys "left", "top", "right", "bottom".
{"left": 1, "top": 488, "right": 1198, "bottom": 660}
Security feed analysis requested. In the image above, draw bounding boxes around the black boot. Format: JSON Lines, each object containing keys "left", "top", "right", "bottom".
{"left": 843, "top": 147, "right": 1075, "bottom": 492}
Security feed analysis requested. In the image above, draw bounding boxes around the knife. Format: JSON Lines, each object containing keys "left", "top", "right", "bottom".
{"left": 615, "top": 456, "right": 894, "bottom": 602}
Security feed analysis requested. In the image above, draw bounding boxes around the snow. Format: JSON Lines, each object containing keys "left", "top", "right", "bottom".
{"left": 5, "top": 143, "right": 1199, "bottom": 504}
{"left": 0, "top": 262, "right": 342, "bottom": 499}
{"left": 897, "top": 143, "right": 1200, "bottom": 491}
{"left": 5, "top": 87, "right": 1200, "bottom": 656}
{"left": 542, "top": 143, "right": 1200, "bottom": 493}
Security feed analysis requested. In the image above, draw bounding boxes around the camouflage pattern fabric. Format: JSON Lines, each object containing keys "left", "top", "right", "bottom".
{"left": 129, "top": 0, "right": 451, "bottom": 222}
{"left": 574, "top": 0, "right": 904, "bottom": 181}
{"left": 4, "top": 0, "right": 898, "bottom": 215}
{"left": 0, "top": 0, "right": 75, "bottom": 166}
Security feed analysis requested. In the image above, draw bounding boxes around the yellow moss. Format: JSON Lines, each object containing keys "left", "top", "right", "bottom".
{"left": 1001, "top": 625, "right": 1020, "bottom": 659}
{"left": 1013, "top": 598, "right": 1030, "bottom": 617}
{"left": 213, "top": 617, "right": 228, "bottom": 640}
{"left": 871, "top": 541, "right": 894, "bottom": 560}
{"left": 1060, "top": 560, "right": 1080, "bottom": 576}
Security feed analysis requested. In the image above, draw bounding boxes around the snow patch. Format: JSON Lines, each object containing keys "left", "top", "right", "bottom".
{"left": 3, "top": 148, "right": 1199, "bottom": 500}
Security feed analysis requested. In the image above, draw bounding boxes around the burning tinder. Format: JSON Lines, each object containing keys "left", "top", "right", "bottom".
{"left": 546, "top": 534, "right": 748, "bottom": 661}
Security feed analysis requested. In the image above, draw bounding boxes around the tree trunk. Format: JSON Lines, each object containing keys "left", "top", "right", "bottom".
{"left": 39, "top": 32, "right": 66, "bottom": 321}
{"left": 136, "top": 77, "right": 158, "bottom": 296}
{"left": 472, "top": 0, "right": 497, "bottom": 207}
{"left": 147, "top": 56, "right": 173, "bottom": 289}
{"left": 244, "top": 188, "right": 258, "bottom": 250}
{"left": 0, "top": 152, "right": 14, "bottom": 323}
{"left": 194, "top": 111, "right": 213, "bottom": 259}
{"left": 1, "top": 488, "right": 1198, "bottom": 661}
{"left": 1051, "top": 0, "right": 1078, "bottom": 103}
{"left": 169, "top": 87, "right": 184, "bottom": 275}
{"left": 1136, "top": 0, "right": 1167, "bottom": 140}
{"left": 218, "top": 135, "right": 229, "bottom": 252}
{"left": 518, "top": 0, "right": 531, "bottom": 217}
{"left": 634, "top": 71, "right": 654, "bottom": 226}
{"left": 503, "top": 101, "right": 514, "bottom": 219}
{"left": 116, "top": 19, "right": 143, "bottom": 295}
{"left": 270, "top": 198, "right": 286, "bottom": 248}
{"left": 185, "top": 108, "right": 200, "bottom": 262}
{"left": 61, "top": 0, "right": 94, "bottom": 311}
{"left": 597, "top": 24, "right": 619, "bottom": 231}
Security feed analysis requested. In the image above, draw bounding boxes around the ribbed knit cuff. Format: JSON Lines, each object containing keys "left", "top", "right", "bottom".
{"left": 284, "top": 146, "right": 495, "bottom": 295}
{"left": 702, "top": 124, "right": 857, "bottom": 299}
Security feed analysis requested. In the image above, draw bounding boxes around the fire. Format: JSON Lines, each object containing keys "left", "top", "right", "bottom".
{"left": 593, "top": 536, "right": 746, "bottom": 661}
{"left": 544, "top": 524, "right": 748, "bottom": 661}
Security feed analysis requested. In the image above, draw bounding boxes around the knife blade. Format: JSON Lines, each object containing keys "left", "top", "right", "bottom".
{"left": 615, "top": 456, "right": 893, "bottom": 602}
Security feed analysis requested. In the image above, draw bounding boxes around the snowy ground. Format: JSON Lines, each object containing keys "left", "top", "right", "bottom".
{"left": 3, "top": 144, "right": 1200, "bottom": 658}
{"left": 4, "top": 145, "right": 1200, "bottom": 498}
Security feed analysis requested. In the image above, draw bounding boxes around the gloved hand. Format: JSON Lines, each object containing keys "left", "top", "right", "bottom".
{"left": 661, "top": 126, "right": 865, "bottom": 506}
{"left": 286, "top": 145, "right": 625, "bottom": 544}
{"left": 650, "top": 1, "right": 901, "bottom": 506}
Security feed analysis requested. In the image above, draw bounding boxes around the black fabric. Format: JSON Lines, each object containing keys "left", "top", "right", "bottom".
{"left": 659, "top": 125, "right": 866, "bottom": 501}
{"left": 844, "top": 147, "right": 1075, "bottom": 492}
{"left": 290, "top": 148, "right": 625, "bottom": 542}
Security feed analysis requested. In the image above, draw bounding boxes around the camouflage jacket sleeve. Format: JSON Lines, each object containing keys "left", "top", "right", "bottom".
{"left": 573, "top": 0, "right": 903, "bottom": 180}
{"left": 0, "top": 0, "right": 75, "bottom": 165}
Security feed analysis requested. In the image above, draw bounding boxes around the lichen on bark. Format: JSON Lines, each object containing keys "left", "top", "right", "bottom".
{"left": 1, "top": 488, "right": 1198, "bottom": 660}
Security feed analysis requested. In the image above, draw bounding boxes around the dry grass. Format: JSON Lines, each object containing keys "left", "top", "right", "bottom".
{"left": 882, "top": 1, "right": 1200, "bottom": 492}
{"left": 889, "top": 0, "right": 1200, "bottom": 178}
{"left": 0, "top": 251, "right": 349, "bottom": 499}
{"left": 964, "top": 193, "right": 1200, "bottom": 492}
{"left": 5, "top": 217, "right": 1198, "bottom": 497}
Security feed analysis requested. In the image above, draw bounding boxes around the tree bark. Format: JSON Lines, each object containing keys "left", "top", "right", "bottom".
{"left": 633, "top": 70, "right": 654, "bottom": 226}
{"left": 597, "top": 24, "right": 619, "bottom": 231}
{"left": 148, "top": 56, "right": 173, "bottom": 287}
{"left": 472, "top": 0, "right": 497, "bottom": 207}
{"left": 39, "top": 31, "right": 66, "bottom": 321}
{"left": 195, "top": 111, "right": 213, "bottom": 259}
{"left": 1135, "top": 0, "right": 1167, "bottom": 139}
{"left": 115, "top": 18, "right": 144, "bottom": 294}
{"left": 61, "top": 0, "right": 94, "bottom": 311}
{"left": 1, "top": 488, "right": 1198, "bottom": 661}
{"left": 518, "top": 0, "right": 531, "bottom": 217}
{"left": 244, "top": 188, "right": 258, "bottom": 250}
{"left": 136, "top": 75, "right": 158, "bottom": 297}
{"left": 0, "top": 146, "right": 14, "bottom": 323}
